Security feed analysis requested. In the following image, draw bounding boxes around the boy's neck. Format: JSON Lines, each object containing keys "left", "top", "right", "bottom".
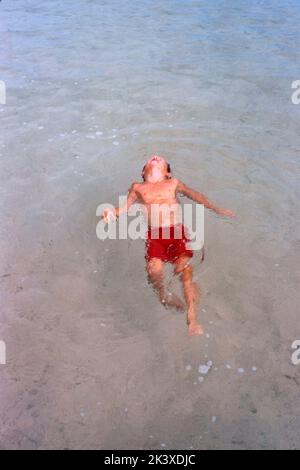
{"left": 145, "top": 172, "right": 169, "bottom": 184}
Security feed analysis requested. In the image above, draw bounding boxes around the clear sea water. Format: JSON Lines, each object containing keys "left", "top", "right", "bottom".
{"left": 1, "top": 0, "right": 300, "bottom": 450}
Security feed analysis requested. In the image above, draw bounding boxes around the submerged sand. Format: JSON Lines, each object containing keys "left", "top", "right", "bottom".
{"left": 0, "top": 0, "right": 300, "bottom": 449}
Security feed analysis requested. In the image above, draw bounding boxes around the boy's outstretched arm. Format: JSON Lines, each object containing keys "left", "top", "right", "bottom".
{"left": 101, "top": 183, "right": 138, "bottom": 222}
{"left": 176, "top": 180, "right": 236, "bottom": 218}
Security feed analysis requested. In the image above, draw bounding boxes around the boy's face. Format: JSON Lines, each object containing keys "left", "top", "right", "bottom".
{"left": 143, "top": 155, "right": 169, "bottom": 182}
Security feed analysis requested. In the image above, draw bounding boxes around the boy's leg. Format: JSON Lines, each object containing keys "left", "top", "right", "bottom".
{"left": 146, "top": 258, "right": 184, "bottom": 310}
{"left": 146, "top": 258, "right": 165, "bottom": 303}
{"left": 173, "top": 255, "right": 203, "bottom": 335}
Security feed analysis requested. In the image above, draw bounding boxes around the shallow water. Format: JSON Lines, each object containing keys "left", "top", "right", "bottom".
{"left": 1, "top": 0, "right": 300, "bottom": 449}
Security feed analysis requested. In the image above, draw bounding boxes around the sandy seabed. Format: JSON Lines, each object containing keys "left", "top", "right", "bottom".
{"left": 1, "top": 0, "right": 300, "bottom": 449}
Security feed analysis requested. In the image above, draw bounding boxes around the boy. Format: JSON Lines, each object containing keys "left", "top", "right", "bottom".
{"left": 102, "top": 155, "right": 235, "bottom": 336}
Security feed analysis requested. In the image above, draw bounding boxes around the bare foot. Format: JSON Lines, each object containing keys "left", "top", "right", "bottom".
{"left": 161, "top": 292, "right": 185, "bottom": 312}
{"left": 188, "top": 322, "right": 204, "bottom": 336}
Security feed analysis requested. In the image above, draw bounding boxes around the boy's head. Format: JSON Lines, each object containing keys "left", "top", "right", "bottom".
{"left": 142, "top": 155, "right": 171, "bottom": 182}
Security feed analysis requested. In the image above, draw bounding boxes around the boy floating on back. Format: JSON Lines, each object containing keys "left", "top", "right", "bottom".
{"left": 102, "top": 155, "right": 235, "bottom": 336}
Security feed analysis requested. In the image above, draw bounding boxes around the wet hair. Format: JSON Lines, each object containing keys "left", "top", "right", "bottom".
{"left": 142, "top": 162, "right": 171, "bottom": 181}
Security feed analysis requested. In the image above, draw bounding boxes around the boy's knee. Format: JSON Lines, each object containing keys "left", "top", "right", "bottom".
{"left": 175, "top": 263, "right": 193, "bottom": 278}
{"left": 147, "top": 259, "right": 163, "bottom": 279}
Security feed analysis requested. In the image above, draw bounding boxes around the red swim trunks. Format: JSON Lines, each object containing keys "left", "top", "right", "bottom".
{"left": 145, "top": 224, "right": 193, "bottom": 263}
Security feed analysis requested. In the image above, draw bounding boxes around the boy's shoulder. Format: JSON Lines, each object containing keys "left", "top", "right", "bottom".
{"left": 130, "top": 181, "right": 142, "bottom": 191}
{"left": 170, "top": 177, "right": 179, "bottom": 185}
{"left": 168, "top": 177, "right": 181, "bottom": 189}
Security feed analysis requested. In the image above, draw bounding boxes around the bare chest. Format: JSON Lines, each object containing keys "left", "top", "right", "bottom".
{"left": 138, "top": 181, "right": 177, "bottom": 205}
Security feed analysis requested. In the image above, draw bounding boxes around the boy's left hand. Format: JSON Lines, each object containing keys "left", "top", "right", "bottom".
{"left": 216, "top": 208, "right": 236, "bottom": 218}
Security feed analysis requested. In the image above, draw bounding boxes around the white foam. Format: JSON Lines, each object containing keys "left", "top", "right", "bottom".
{"left": 198, "top": 361, "right": 212, "bottom": 375}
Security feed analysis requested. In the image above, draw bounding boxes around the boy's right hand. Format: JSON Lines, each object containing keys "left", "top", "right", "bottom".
{"left": 101, "top": 207, "right": 117, "bottom": 223}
